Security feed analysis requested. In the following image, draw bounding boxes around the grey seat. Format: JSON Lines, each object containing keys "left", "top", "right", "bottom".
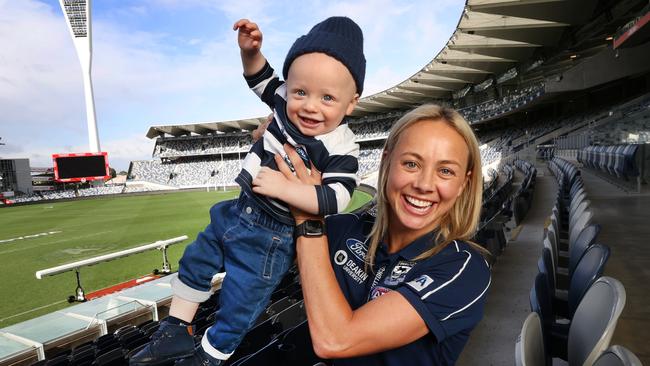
{"left": 569, "top": 277, "right": 626, "bottom": 366}
{"left": 515, "top": 312, "right": 546, "bottom": 366}
{"left": 568, "top": 210, "right": 593, "bottom": 249}
{"left": 593, "top": 345, "right": 643, "bottom": 366}
{"left": 570, "top": 200, "right": 590, "bottom": 229}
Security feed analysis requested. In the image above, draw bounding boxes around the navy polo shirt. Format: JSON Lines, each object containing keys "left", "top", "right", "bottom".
{"left": 325, "top": 211, "right": 491, "bottom": 366}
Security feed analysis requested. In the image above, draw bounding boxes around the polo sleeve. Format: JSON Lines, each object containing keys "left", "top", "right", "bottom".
{"left": 395, "top": 247, "right": 491, "bottom": 343}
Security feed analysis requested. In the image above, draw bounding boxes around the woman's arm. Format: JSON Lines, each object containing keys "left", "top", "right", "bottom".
{"left": 277, "top": 146, "right": 430, "bottom": 359}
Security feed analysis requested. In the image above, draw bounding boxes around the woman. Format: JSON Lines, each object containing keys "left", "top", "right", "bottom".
{"left": 262, "top": 104, "right": 491, "bottom": 365}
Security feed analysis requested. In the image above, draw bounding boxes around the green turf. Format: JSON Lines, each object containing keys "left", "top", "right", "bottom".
{"left": 0, "top": 189, "right": 371, "bottom": 327}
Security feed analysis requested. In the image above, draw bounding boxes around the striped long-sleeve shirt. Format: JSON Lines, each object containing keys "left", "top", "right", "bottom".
{"left": 235, "top": 61, "right": 360, "bottom": 225}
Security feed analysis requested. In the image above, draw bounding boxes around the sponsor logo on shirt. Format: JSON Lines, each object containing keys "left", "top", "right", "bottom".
{"left": 370, "top": 286, "right": 391, "bottom": 300}
{"left": 384, "top": 260, "right": 415, "bottom": 286}
{"left": 334, "top": 250, "right": 348, "bottom": 265}
{"left": 407, "top": 274, "right": 435, "bottom": 292}
{"left": 346, "top": 239, "right": 368, "bottom": 262}
{"left": 334, "top": 249, "right": 368, "bottom": 284}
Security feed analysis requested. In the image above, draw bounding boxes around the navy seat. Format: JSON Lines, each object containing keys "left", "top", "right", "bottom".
{"left": 44, "top": 354, "right": 70, "bottom": 366}
{"left": 92, "top": 348, "right": 125, "bottom": 366}
{"left": 568, "top": 224, "right": 601, "bottom": 279}
{"left": 568, "top": 244, "right": 610, "bottom": 318}
{"left": 533, "top": 243, "right": 611, "bottom": 360}
{"left": 624, "top": 145, "right": 639, "bottom": 178}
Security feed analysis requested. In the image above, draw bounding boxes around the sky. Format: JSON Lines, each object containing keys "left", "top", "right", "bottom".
{"left": 0, "top": 0, "right": 464, "bottom": 171}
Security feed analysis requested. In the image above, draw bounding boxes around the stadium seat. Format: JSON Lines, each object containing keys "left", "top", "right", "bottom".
{"left": 568, "top": 244, "right": 611, "bottom": 319}
{"left": 569, "top": 201, "right": 591, "bottom": 232}
{"left": 69, "top": 344, "right": 96, "bottom": 366}
{"left": 569, "top": 224, "right": 601, "bottom": 279}
{"left": 567, "top": 210, "right": 593, "bottom": 250}
{"left": 529, "top": 272, "right": 554, "bottom": 355}
{"left": 624, "top": 145, "right": 640, "bottom": 178}
{"left": 273, "top": 319, "right": 322, "bottom": 366}
{"left": 44, "top": 354, "right": 70, "bottom": 366}
{"left": 542, "top": 237, "right": 557, "bottom": 286}
{"left": 139, "top": 321, "right": 160, "bottom": 338}
{"left": 568, "top": 277, "right": 626, "bottom": 366}
{"left": 515, "top": 312, "right": 546, "bottom": 366}
{"left": 92, "top": 347, "right": 125, "bottom": 366}
{"left": 113, "top": 325, "right": 137, "bottom": 339}
{"left": 229, "top": 338, "right": 282, "bottom": 366}
{"left": 593, "top": 345, "right": 643, "bottom": 366}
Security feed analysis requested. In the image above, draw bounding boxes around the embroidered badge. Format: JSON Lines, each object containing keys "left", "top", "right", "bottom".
{"left": 407, "top": 274, "right": 435, "bottom": 292}
{"left": 384, "top": 260, "right": 415, "bottom": 286}
{"left": 370, "top": 286, "right": 391, "bottom": 300}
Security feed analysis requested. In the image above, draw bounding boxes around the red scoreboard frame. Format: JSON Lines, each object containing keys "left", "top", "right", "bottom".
{"left": 52, "top": 152, "right": 110, "bottom": 183}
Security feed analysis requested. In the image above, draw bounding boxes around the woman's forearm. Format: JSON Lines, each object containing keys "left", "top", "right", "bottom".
{"left": 296, "top": 235, "right": 355, "bottom": 357}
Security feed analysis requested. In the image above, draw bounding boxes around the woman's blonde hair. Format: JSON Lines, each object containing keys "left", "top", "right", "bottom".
{"left": 366, "top": 104, "right": 485, "bottom": 268}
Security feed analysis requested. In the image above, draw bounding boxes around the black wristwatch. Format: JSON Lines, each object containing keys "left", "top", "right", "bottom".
{"left": 294, "top": 219, "right": 326, "bottom": 239}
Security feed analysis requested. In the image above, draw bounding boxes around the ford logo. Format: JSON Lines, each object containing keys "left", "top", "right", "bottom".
{"left": 346, "top": 239, "right": 368, "bottom": 261}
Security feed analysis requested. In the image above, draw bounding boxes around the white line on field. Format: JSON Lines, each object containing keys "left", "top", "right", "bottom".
{"left": 0, "top": 300, "right": 67, "bottom": 323}
{"left": 0, "top": 231, "right": 63, "bottom": 244}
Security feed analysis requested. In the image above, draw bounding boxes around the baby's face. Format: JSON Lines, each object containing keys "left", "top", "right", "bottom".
{"left": 285, "top": 53, "right": 359, "bottom": 136}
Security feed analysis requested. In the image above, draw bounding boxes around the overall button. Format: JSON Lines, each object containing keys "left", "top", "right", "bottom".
{"left": 245, "top": 206, "right": 252, "bottom": 214}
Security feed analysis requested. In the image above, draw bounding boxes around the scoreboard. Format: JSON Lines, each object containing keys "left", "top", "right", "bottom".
{"left": 52, "top": 152, "right": 110, "bottom": 183}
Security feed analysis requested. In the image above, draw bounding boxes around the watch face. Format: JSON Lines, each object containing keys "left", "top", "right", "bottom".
{"left": 305, "top": 220, "right": 324, "bottom": 235}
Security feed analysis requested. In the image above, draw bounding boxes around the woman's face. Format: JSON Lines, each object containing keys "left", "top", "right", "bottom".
{"left": 385, "top": 119, "right": 470, "bottom": 245}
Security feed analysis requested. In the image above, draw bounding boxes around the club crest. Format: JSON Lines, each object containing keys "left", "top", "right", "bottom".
{"left": 384, "top": 260, "right": 415, "bottom": 286}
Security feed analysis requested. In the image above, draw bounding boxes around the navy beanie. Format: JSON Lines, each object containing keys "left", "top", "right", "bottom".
{"left": 283, "top": 16, "right": 366, "bottom": 95}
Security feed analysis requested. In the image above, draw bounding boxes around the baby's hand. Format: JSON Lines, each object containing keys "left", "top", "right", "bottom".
{"left": 252, "top": 167, "right": 289, "bottom": 199}
{"left": 233, "top": 19, "right": 263, "bottom": 54}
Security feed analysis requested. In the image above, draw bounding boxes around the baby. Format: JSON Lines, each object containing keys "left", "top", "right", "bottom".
{"left": 130, "top": 16, "right": 365, "bottom": 366}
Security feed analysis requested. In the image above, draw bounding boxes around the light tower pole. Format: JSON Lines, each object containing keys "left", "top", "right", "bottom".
{"left": 59, "top": 0, "right": 100, "bottom": 153}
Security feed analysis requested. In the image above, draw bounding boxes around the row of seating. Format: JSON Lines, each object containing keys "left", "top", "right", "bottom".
{"left": 28, "top": 320, "right": 160, "bottom": 366}
{"left": 577, "top": 145, "right": 640, "bottom": 180}
{"left": 476, "top": 160, "right": 536, "bottom": 261}
{"left": 28, "top": 266, "right": 326, "bottom": 366}
{"left": 512, "top": 160, "right": 537, "bottom": 226}
{"left": 515, "top": 157, "right": 642, "bottom": 366}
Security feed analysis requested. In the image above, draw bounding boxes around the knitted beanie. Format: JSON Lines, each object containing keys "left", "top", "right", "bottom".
{"left": 283, "top": 16, "right": 366, "bottom": 95}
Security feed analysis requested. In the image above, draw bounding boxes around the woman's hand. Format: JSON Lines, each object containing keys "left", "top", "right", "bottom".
{"left": 251, "top": 113, "right": 273, "bottom": 142}
{"left": 274, "top": 144, "right": 323, "bottom": 222}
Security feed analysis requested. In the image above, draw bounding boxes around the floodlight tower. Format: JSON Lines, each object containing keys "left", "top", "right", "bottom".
{"left": 59, "top": 0, "right": 101, "bottom": 152}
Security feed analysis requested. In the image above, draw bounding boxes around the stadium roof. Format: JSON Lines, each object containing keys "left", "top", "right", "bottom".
{"left": 147, "top": 0, "right": 600, "bottom": 138}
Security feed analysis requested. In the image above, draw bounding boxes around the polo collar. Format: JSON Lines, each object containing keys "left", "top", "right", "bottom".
{"left": 377, "top": 230, "right": 439, "bottom": 262}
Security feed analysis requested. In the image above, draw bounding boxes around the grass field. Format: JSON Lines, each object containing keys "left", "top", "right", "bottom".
{"left": 0, "top": 189, "right": 372, "bottom": 327}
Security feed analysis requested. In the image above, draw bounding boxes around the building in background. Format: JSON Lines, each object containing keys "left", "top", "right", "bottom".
{"left": 0, "top": 159, "right": 33, "bottom": 195}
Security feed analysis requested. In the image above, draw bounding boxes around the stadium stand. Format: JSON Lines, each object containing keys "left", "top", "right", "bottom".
{"left": 512, "top": 157, "right": 642, "bottom": 365}
{"left": 458, "top": 83, "right": 545, "bottom": 123}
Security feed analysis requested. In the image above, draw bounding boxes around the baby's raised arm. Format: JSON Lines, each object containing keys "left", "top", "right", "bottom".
{"left": 233, "top": 19, "right": 267, "bottom": 76}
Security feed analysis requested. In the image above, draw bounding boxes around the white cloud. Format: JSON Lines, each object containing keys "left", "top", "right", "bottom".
{"left": 101, "top": 134, "right": 155, "bottom": 171}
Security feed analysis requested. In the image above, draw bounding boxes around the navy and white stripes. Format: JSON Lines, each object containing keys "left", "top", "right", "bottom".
{"left": 236, "top": 61, "right": 360, "bottom": 224}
